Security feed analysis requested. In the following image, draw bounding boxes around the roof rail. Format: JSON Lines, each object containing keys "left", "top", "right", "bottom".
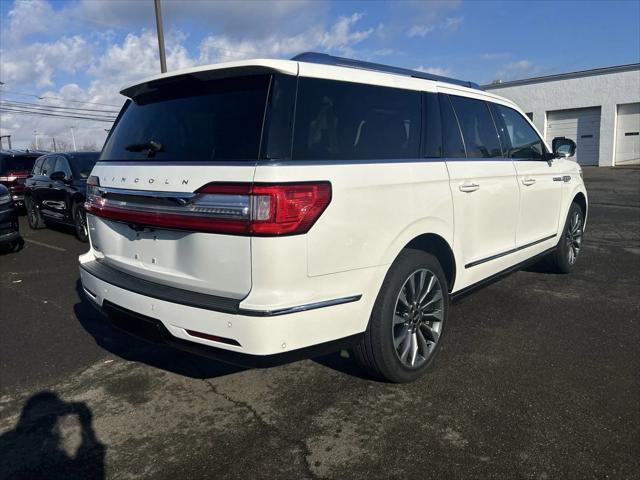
{"left": 291, "top": 52, "right": 480, "bottom": 90}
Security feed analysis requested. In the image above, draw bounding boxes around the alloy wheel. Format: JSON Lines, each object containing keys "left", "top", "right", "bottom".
{"left": 392, "top": 268, "right": 444, "bottom": 368}
{"left": 566, "top": 210, "right": 583, "bottom": 265}
{"left": 75, "top": 206, "right": 88, "bottom": 239}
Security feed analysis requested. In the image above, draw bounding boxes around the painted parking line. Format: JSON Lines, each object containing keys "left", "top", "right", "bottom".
{"left": 23, "top": 238, "right": 67, "bottom": 252}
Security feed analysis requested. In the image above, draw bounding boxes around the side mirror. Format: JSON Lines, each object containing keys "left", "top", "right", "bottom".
{"left": 50, "top": 171, "right": 69, "bottom": 182}
{"left": 552, "top": 137, "right": 576, "bottom": 159}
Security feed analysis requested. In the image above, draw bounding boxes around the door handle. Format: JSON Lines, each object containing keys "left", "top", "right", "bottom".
{"left": 459, "top": 182, "right": 480, "bottom": 193}
{"left": 522, "top": 177, "right": 536, "bottom": 186}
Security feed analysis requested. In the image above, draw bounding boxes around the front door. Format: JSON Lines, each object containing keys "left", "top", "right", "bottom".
{"left": 492, "top": 104, "right": 563, "bottom": 247}
{"left": 439, "top": 92, "right": 520, "bottom": 283}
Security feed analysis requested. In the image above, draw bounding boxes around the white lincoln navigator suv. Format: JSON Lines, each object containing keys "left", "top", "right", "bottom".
{"left": 80, "top": 53, "right": 587, "bottom": 382}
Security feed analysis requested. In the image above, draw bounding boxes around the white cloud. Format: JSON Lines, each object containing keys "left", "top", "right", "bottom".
{"left": 199, "top": 13, "right": 373, "bottom": 63}
{"left": 480, "top": 52, "right": 510, "bottom": 60}
{"left": 0, "top": 4, "right": 377, "bottom": 149}
{"left": 495, "top": 59, "right": 545, "bottom": 81}
{"left": 1, "top": 36, "right": 93, "bottom": 87}
{"left": 407, "top": 25, "right": 435, "bottom": 38}
{"left": 442, "top": 17, "right": 463, "bottom": 32}
{"left": 415, "top": 66, "right": 452, "bottom": 76}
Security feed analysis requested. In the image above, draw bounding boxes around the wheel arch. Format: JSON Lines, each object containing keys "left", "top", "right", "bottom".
{"left": 403, "top": 233, "right": 456, "bottom": 292}
{"left": 573, "top": 191, "right": 587, "bottom": 219}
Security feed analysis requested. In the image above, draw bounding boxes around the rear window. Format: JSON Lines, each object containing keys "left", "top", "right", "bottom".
{"left": 0, "top": 155, "right": 39, "bottom": 172}
{"left": 292, "top": 78, "right": 421, "bottom": 160}
{"left": 101, "top": 75, "right": 271, "bottom": 162}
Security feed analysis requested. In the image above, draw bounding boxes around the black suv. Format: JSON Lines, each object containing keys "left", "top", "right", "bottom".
{"left": 24, "top": 152, "right": 100, "bottom": 242}
{"left": 0, "top": 183, "right": 21, "bottom": 252}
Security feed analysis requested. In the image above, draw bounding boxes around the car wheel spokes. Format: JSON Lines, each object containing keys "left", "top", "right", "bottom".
{"left": 566, "top": 211, "right": 583, "bottom": 265}
{"left": 392, "top": 268, "right": 444, "bottom": 368}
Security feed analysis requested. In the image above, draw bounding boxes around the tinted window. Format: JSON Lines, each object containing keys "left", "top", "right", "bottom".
{"left": 263, "top": 74, "right": 297, "bottom": 160}
{"left": 41, "top": 156, "right": 56, "bottom": 176}
{"left": 293, "top": 78, "right": 421, "bottom": 160}
{"left": 33, "top": 156, "right": 45, "bottom": 175}
{"left": 423, "top": 93, "right": 442, "bottom": 158}
{"left": 101, "top": 75, "right": 271, "bottom": 162}
{"left": 54, "top": 156, "right": 72, "bottom": 178}
{"left": 68, "top": 153, "right": 99, "bottom": 178}
{"left": 439, "top": 94, "right": 466, "bottom": 158}
{"left": 494, "top": 104, "right": 545, "bottom": 159}
{"left": 0, "top": 154, "right": 39, "bottom": 173}
{"left": 449, "top": 95, "right": 502, "bottom": 158}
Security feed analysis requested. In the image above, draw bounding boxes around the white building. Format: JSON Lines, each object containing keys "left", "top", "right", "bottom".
{"left": 484, "top": 64, "right": 640, "bottom": 167}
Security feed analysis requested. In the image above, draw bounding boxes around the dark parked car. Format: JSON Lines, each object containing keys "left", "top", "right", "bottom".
{"left": 0, "top": 150, "right": 47, "bottom": 208}
{"left": 24, "top": 152, "right": 100, "bottom": 242}
{"left": 0, "top": 183, "right": 21, "bottom": 252}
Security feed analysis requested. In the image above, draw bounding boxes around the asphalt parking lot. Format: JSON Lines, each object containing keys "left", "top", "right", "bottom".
{"left": 1, "top": 167, "right": 639, "bottom": 479}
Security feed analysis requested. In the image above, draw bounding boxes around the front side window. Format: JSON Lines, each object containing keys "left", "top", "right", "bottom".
{"left": 68, "top": 153, "right": 99, "bottom": 179}
{"left": 494, "top": 104, "right": 545, "bottom": 160}
{"left": 449, "top": 95, "right": 502, "bottom": 158}
{"left": 54, "top": 157, "right": 73, "bottom": 179}
{"left": 41, "top": 156, "right": 56, "bottom": 176}
{"left": 32, "top": 156, "right": 45, "bottom": 175}
{"left": 101, "top": 74, "right": 271, "bottom": 162}
{"left": 293, "top": 78, "right": 421, "bottom": 160}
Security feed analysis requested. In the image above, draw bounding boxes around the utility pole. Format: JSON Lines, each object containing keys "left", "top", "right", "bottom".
{"left": 52, "top": 137, "right": 57, "bottom": 152}
{"left": 154, "top": 0, "right": 167, "bottom": 73}
{"left": 70, "top": 127, "right": 77, "bottom": 151}
{"left": 0, "top": 135, "right": 11, "bottom": 149}
{"left": 33, "top": 131, "right": 40, "bottom": 150}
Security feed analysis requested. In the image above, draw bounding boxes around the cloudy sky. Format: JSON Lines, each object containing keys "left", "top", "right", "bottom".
{"left": 1, "top": 0, "right": 639, "bottom": 150}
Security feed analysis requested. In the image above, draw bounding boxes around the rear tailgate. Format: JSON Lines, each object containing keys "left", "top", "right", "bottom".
{"left": 84, "top": 71, "right": 282, "bottom": 300}
{"left": 87, "top": 163, "right": 255, "bottom": 299}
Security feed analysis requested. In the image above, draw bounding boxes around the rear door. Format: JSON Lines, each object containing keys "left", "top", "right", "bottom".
{"left": 88, "top": 72, "right": 277, "bottom": 299}
{"left": 440, "top": 92, "right": 519, "bottom": 282}
{"left": 492, "top": 104, "right": 563, "bottom": 247}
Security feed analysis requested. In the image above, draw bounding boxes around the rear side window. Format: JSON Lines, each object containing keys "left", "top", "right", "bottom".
{"left": 423, "top": 93, "right": 442, "bottom": 158}
{"left": 493, "top": 104, "right": 545, "bottom": 160}
{"left": 449, "top": 95, "right": 502, "bottom": 158}
{"left": 439, "top": 94, "right": 466, "bottom": 158}
{"left": 101, "top": 75, "right": 271, "bottom": 162}
{"left": 293, "top": 78, "right": 421, "bottom": 160}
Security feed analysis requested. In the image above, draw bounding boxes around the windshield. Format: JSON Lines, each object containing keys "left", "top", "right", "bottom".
{"left": 68, "top": 153, "right": 99, "bottom": 179}
{"left": 0, "top": 155, "right": 39, "bottom": 172}
{"left": 100, "top": 74, "right": 271, "bottom": 162}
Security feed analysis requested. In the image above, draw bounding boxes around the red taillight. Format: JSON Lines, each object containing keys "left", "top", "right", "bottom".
{"left": 85, "top": 181, "right": 331, "bottom": 236}
{"left": 249, "top": 183, "right": 332, "bottom": 235}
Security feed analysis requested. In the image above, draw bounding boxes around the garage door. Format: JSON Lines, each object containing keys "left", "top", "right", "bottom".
{"left": 615, "top": 103, "right": 640, "bottom": 166}
{"left": 546, "top": 107, "right": 601, "bottom": 166}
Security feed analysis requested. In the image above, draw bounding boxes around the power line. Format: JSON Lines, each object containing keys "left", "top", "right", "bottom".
{"left": 0, "top": 89, "right": 123, "bottom": 108}
{"left": 0, "top": 104, "right": 117, "bottom": 121}
{"left": 0, "top": 107, "right": 116, "bottom": 123}
{"left": 1, "top": 99, "right": 120, "bottom": 114}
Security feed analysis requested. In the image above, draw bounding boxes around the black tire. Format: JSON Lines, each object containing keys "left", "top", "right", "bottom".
{"left": 25, "top": 196, "right": 45, "bottom": 229}
{"left": 73, "top": 201, "right": 89, "bottom": 243}
{"left": 549, "top": 202, "right": 584, "bottom": 274}
{"left": 10, "top": 238, "right": 24, "bottom": 252}
{"left": 353, "top": 249, "right": 449, "bottom": 383}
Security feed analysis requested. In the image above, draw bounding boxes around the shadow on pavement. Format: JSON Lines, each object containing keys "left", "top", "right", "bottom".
{"left": 72, "top": 280, "right": 245, "bottom": 380}
{"left": 0, "top": 391, "right": 105, "bottom": 480}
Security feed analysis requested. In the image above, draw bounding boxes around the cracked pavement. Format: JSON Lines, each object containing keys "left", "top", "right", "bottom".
{"left": 1, "top": 167, "right": 639, "bottom": 479}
